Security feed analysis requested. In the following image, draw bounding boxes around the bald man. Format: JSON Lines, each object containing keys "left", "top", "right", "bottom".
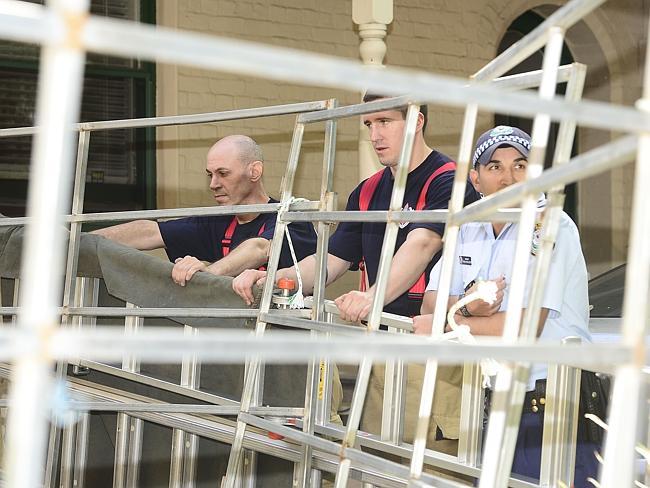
{"left": 94, "top": 135, "right": 317, "bottom": 285}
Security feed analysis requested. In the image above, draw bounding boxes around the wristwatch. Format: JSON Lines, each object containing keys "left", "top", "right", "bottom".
{"left": 458, "top": 293, "right": 472, "bottom": 317}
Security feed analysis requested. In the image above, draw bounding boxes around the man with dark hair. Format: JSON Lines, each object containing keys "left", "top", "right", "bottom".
{"left": 362, "top": 92, "right": 428, "bottom": 133}
{"left": 233, "top": 97, "right": 480, "bottom": 457}
{"left": 414, "top": 126, "right": 599, "bottom": 487}
{"left": 94, "top": 134, "right": 317, "bottom": 284}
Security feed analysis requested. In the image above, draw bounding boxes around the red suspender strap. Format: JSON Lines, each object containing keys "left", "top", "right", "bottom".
{"left": 222, "top": 218, "right": 268, "bottom": 269}
{"left": 221, "top": 216, "right": 238, "bottom": 257}
{"left": 408, "top": 161, "right": 457, "bottom": 300}
{"left": 356, "top": 162, "right": 456, "bottom": 299}
{"left": 358, "top": 169, "right": 385, "bottom": 212}
{"left": 257, "top": 223, "right": 267, "bottom": 271}
{"left": 357, "top": 169, "right": 385, "bottom": 292}
{"left": 415, "top": 161, "right": 457, "bottom": 210}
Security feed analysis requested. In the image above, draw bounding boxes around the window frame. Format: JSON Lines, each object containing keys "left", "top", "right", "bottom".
{"left": 0, "top": 0, "right": 157, "bottom": 217}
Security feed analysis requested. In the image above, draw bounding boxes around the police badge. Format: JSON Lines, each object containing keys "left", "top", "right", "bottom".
{"left": 531, "top": 222, "right": 542, "bottom": 256}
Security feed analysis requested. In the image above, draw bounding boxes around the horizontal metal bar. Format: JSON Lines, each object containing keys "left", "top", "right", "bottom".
{"left": 0, "top": 399, "right": 303, "bottom": 416}
{"left": 66, "top": 307, "right": 259, "bottom": 318}
{"left": 473, "top": 0, "right": 604, "bottom": 81}
{"left": 2, "top": 307, "right": 259, "bottom": 319}
{"left": 302, "top": 297, "right": 414, "bottom": 332}
{"left": 59, "top": 370, "right": 454, "bottom": 487}
{"left": 298, "top": 96, "right": 414, "bottom": 124}
{"left": 490, "top": 64, "right": 574, "bottom": 90}
{"left": 259, "top": 312, "right": 366, "bottom": 335}
{"left": 240, "top": 413, "right": 462, "bottom": 488}
{"left": 2, "top": 2, "right": 649, "bottom": 135}
{"left": 80, "top": 101, "right": 327, "bottom": 131}
{"left": 283, "top": 209, "right": 531, "bottom": 224}
{"left": 78, "top": 360, "right": 240, "bottom": 406}
{"left": 61, "top": 373, "right": 306, "bottom": 460}
{"left": 0, "top": 101, "right": 328, "bottom": 137}
{"left": 0, "top": 327, "right": 633, "bottom": 367}
{"left": 310, "top": 421, "right": 537, "bottom": 488}
{"left": 297, "top": 67, "right": 575, "bottom": 125}
{"left": 78, "top": 14, "right": 650, "bottom": 135}
{"left": 451, "top": 135, "right": 637, "bottom": 225}
{"left": 0, "top": 127, "right": 40, "bottom": 137}
{"left": 0, "top": 200, "right": 319, "bottom": 227}
{"left": 58, "top": 370, "right": 446, "bottom": 487}
{"left": 0, "top": 365, "right": 408, "bottom": 487}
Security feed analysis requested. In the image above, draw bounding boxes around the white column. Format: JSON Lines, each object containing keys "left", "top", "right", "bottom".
{"left": 353, "top": 0, "right": 393, "bottom": 180}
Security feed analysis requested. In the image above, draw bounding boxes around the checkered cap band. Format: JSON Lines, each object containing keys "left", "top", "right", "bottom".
{"left": 472, "top": 134, "right": 532, "bottom": 167}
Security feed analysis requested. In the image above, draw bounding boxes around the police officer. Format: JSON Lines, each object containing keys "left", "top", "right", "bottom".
{"left": 414, "top": 126, "right": 599, "bottom": 487}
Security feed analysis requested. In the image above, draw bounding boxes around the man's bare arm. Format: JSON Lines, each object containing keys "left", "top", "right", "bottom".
{"left": 335, "top": 228, "right": 442, "bottom": 323}
{"left": 371, "top": 227, "right": 442, "bottom": 304}
{"left": 413, "top": 308, "right": 550, "bottom": 336}
{"left": 231, "top": 253, "right": 351, "bottom": 306}
{"left": 420, "top": 277, "right": 506, "bottom": 315}
{"left": 206, "top": 237, "right": 269, "bottom": 277}
{"left": 420, "top": 290, "right": 458, "bottom": 315}
{"left": 462, "top": 308, "right": 550, "bottom": 336}
{"left": 92, "top": 220, "right": 164, "bottom": 250}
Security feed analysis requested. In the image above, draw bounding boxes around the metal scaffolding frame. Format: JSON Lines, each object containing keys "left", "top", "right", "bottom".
{"left": 0, "top": 0, "right": 647, "bottom": 487}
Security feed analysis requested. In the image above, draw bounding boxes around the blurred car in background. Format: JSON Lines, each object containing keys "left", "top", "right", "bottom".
{"left": 588, "top": 264, "right": 625, "bottom": 342}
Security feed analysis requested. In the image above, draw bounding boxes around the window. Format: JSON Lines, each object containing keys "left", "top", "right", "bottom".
{"left": 0, "top": 0, "right": 156, "bottom": 217}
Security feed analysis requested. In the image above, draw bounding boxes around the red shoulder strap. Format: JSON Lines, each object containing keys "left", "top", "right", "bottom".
{"left": 256, "top": 222, "right": 267, "bottom": 271}
{"left": 408, "top": 161, "right": 457, "bottom": 300}
{"left": 221, "top": 217, "right": 238, "bottom": 257}
{"left": 415, "top": 161, "right": 456, "bottom": 210}
{"left": 358, "top": 169, "right": 385, "bottom": 212}
{"left": 357, "top": 162, "right": 457, "bottom": 299}
{"left": 357, "top": 169, "right": 385, "bottom": 291}
{"left": 222, "top": 218, "right": 267, "bottom": 269}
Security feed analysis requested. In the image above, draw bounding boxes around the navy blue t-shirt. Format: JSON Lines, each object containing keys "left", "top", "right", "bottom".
{"left": 158, "top": 198, "right": 317, "bottom": 270}
{"left": 328, "top": 151, "right": 480, "bottom": 317}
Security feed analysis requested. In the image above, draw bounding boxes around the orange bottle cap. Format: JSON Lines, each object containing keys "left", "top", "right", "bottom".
{"left": 277, "top": 278, "right": 296, "bottom": 290}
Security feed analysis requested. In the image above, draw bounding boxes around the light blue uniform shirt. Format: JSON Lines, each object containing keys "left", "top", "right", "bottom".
{"left": 427, "top": 209, "right": 592, "bottom": 390}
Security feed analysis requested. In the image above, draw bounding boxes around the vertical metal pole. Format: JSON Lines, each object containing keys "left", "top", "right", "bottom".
{"left": 73, "top": 412, "right": 90, "bottom": 488}
{"left": 457, "top": 363, "right": 484, "bottom": 467}
{"left": 381, "top": 332, "right": 406, "bottom": 444}
{"left": 409, "top": 101, "right": 479, "bottom": 479}
{"left": 10, "top": 279, "right": 19, "bottom": 327}
{"left": 0, "top": 281, "right": 3, "bottom": 328}
{"left": 60, "top": 423, "right": 77, "bottom": 488}
{"left": 539, "top": 337, "right": 581, "bottom": 487}
{"left": 62, "top": 131, "right": 92, "bottom": 323}
{"left": 181, "top": 432, "right": 199, "bottom": 488}
{"left": 529, "top": 63, "right": 586, "bottom": 487}
{"left": 113, "top": 303, "right": 143, "bottom": 488}
{"left": 295, "top": 98, "right": 338, "bottom": 488}
{"left": 224, "top": 120, "right": 306, "bottom": 488}
{"left": 170, "top": 325, "right": 201, "bottom": 488}
{"left": 125, "top": 416, "right": 143, "bottom": 488}
{"left": 3, "top": 1, "right": 89, "bottom": 487}
{"left": 46, "top": 109, "right": 92, "bottom": 488}
{"left": 334, "top": 104, "right": 420, "bottom": 487}
{"left": 479, "top": 27, "right": 565, "bottom": 488}
{"left": 57, "top": 277, "right": 98, "bottom": 488}
{"left": 599, "top": 18, "right": 650, "bottom": 486}
{"left": 113, "top": 413, "right": 130, "bottom": 488}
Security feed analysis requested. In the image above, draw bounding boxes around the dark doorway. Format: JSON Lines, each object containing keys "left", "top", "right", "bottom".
{"left": 495, "top": 10, "right": 578, "bottom": 223}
